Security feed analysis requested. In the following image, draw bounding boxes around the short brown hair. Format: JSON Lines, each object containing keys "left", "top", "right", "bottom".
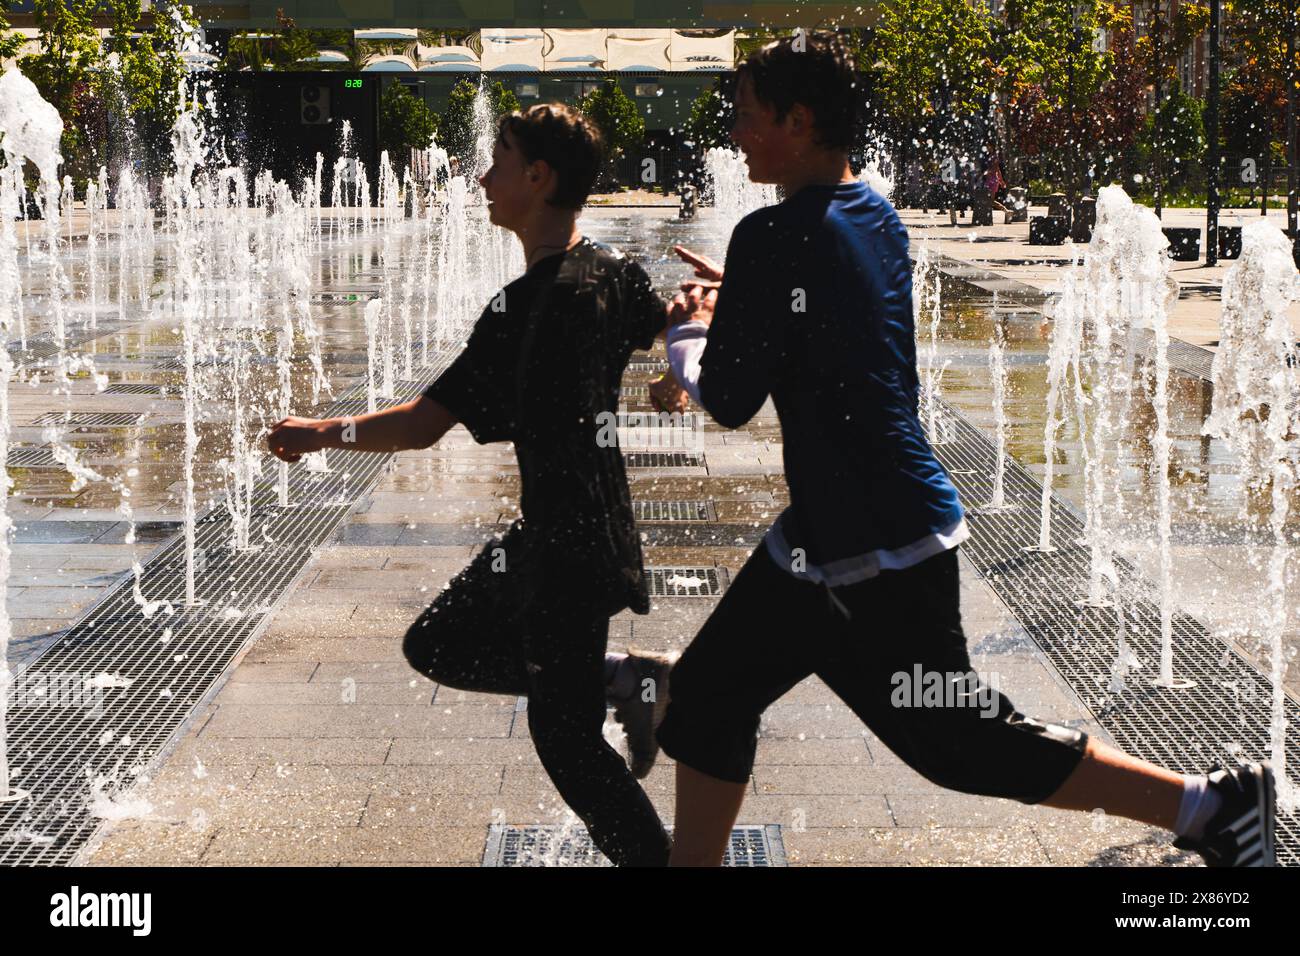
{"left": 737, "top": 31, "right": 863, "bottom": 153}
{"left": 496, "top": 103, "right": 604, "bottom": 210}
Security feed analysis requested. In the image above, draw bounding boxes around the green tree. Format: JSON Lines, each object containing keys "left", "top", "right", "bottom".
{"left": 379, "top": 80, "right": 439, "bottom": 173}
{"left": 1138, "top": 81, "right": 1206, "bottom": 189}
{"left": 685, "top": 79, "right": 731, "bottom": 152}
{"left": 438, "top": 77, "right": 519, "bottom": 165}
{"left": 0, "top": 1, "right": 24, "bottom": 62}
{"left": 223, "top": 7, "right": 318, "bottom": 71}
{"left": 1135, "top": 0, "right": 1210, "bottom": 212}
{"left": 304, "top": 27, "right": 352, "bottom": 70}
{"left": 21, "top": 0, "right": 101, "bottom": 188}
{"left": 89, "top": 0, "right": 195, "bottom": 182}
{"left": 268, "top": 9, "right": 318, "bottom": 70}
{"left": 93, "top": 0, "right": 158, "bottom": 176}
{"left": 1226, "top": 0, "right": 1298, "bottom": 222}
{"left": 492, "top": 81, "right": 522, "bottom": 120}
{"left": 872, "top": 0, "right": 995, "bottom": 183}
{"left": 1221, "top": 71, "right": 1284, "bottom": 166}
{"left": 1007, "top": 0, "right": 1115, "bottom": 221}
{"left": 578, "top": 80, "right": 645, "bottom": 188}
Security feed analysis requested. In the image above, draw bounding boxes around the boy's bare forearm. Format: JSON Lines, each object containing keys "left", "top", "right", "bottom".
{"left": 321, "top": 397, "right": 455, "bottom": 453}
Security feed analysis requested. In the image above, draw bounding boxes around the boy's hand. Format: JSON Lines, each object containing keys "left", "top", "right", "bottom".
{"left": 668, "top": 284, "right": 717, "bottom": 329}
{"left": 673, "top": 245, "right": 723, "bottom": 282}
{"left": 268, "top": 416, "right": 328, "bottom": 463}
{"left": 649, "top": 371, "right": 689, "bottom": 415}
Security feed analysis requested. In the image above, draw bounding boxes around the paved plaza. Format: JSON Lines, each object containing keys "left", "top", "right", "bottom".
{"left": 5, "top": 200, "right": 1287, "bottom": 866}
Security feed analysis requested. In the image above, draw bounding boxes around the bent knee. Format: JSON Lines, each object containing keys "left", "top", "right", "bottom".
{"left": 401, "top": 613, "right": 444, "bottom": 678}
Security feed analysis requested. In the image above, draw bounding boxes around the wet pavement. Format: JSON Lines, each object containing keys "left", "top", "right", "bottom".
{"left": 57, "top": 207, "right": 1218, "bottom": 865}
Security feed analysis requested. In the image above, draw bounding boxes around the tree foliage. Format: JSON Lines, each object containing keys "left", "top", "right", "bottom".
{"left": 0, "top": 0, "right": 24, "bottom": 62}
{"left": 1222, "top": 0, "right": 1297, "bottom": 163}
{"left": 437, "top": 77, "right": 519, "bottom": 163}
{"left": 873, "top": 0, "right": 995, "bottom": 131}
{"left": 20, "top": 0, "right": 101, "bottom": 186}
{"left": 685, "top": 79, "right": 731, "bottom": 152}
{"left": 579, "top": 79, "right": 646, "bottom": 181}
{"left": 87, "top": 0, "right": 196, "bottom": 182}
{"left": 379, "top": 80, "right": 439, "bottom": 172}
{"left": 223, "top": 7, "right": 319, "bottom": 71}
{"left": 1005, "top": 0, "right": 1117, "bottom": 199}
{"left": 1138, "top": 81, "right": 1206, "bottom": 185}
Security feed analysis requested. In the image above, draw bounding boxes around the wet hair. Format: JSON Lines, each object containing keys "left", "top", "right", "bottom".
{"left": 496, "top": 103, "right": 604, "bottom": 210}
{"left": 736, "top": 30, "right": 863, "bottom": 152}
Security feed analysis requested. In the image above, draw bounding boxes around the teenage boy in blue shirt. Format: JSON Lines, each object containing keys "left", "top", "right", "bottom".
{"left": 644, "top": 33, "right": 1275, "bottom": 868}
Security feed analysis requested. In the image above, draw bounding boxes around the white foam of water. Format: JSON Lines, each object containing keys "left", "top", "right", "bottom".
{"left": 85, "top": 674, "right": 133, "bottom": 689}
{"left": 665, "top": 574, "right": 704, "bottom": 588}
{"left": 1039, "top": 186, "right": 1182, "bottom": 686}
{"left": 0, "top": 70, "right": 63, "bottom": 187}
{"left": 702, "top": 147, "right": 778, "bottom": 242}
{"left": 88, "top": 781, "right": 153, "bottom": 822}
{"left": 858, "top": 159, "right": 894, "bottom": 200}
{"left": 0, "top": 67, "right": 62, "bottom": 801}
{"left": 1204, "top": 219, "right": 1300, "bottom": 812}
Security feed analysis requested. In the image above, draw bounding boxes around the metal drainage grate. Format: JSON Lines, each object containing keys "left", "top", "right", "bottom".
{"left": 1162, "top": 337, "right": 1216, "bottom": 382}
{"left": 624, "top": 451, "right": 704, "bottom": 469}
{"left": 0, "top": 349, "right": 462, "bottom": 866}
{"left": 150, "top": 355, "right": 280, "bottom": 371}
{"left": 633, "top": 499, "right": 714, "bottom": 522}
{"left": 150, "top": 355, "right": 229, "bottom": 371}
{"left": 646, "top": 566, "right": 727, "bottom": 597}
{"left": 616, "top": 411, "right": 704, "bottom": 428}
{"left": 8, "top": 321, "right": 127, "bottom": 365}
{"left": 6, "top": 447, "right": 59, "bottom": 468}
{"left": 102, "top": 383, "right": 180, "bottom": 397}
{"left": 310, "top": 291, "right": 380, "bottom": 303}
{"left": 30, "top": 411, "right": 145, "bottom": 428}
{"left": 627, "top": 359, "right": 668, "bottom": 373}
{"left": 483, "top": 824, "right": 785, "bottom": 867}
{"left": 930, "top": 395, "right": 1300, "bottom": 866}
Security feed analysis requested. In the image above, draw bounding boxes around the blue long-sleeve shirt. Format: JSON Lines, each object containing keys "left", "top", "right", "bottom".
{"left": 669, "top": 180, "right": 966, "bottom": 582}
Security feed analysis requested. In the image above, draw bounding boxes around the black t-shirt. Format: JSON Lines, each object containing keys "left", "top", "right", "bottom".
{"left": 423, "top": 237, "right": 665, "bottom": 615}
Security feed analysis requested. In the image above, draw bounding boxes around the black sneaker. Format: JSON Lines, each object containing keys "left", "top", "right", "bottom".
{"left": 1173, "top": 762, "right": 1275, "bottom": 867}
{"left": 607, "top": 650, "right": 675, "bottom": 780}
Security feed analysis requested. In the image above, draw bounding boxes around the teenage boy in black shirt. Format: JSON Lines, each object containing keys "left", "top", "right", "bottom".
{"left": 269, "top": 104, "right": 673, "bottom": 867}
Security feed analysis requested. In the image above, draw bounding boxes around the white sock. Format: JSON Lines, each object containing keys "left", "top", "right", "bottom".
{"left": 1174, "top": 775, "right": 1222, "bottom": 840}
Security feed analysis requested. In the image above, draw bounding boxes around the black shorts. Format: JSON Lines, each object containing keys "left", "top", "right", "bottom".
{"left": 656, "top": 544, "right": 1088, "bottom": 803}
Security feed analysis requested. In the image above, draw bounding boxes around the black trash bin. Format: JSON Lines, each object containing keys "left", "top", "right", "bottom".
{"left": 1029, "top": 215, "right": 1068, "bottom": 245}
{"left": 1217, "top": 226, "right": 1242, "bottom": 260}
{"left": 1162, "top": 227, "right": 1200, "bottom": 261}
{"left": 1070, "top": 197, "right": 1096, "bottom": 242}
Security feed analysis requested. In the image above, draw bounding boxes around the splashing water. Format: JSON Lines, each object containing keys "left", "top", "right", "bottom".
{"left": 1037, "top": 188, "right": 1182, "bottom": 691}
{"left": 981, "top": 310, "right": 1013, "bottom": 512}
{"left": 0, "top": 67, "right": 63, "bottom": 803}
{"left": 858, "top": 155, "right": 895, "bottom": 200}
{"left": 1203, "top": 220, "right": 1300, "bottom": 813}
{"left": 702, "top": 147, "right": 778, "bottom": 242}
{"left": 911, "top": 242, "right": 950, "bottom": 444}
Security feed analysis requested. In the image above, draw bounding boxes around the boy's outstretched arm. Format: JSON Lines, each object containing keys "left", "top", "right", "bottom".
{"left": 267, "top": 396, "right": 457, "bottom": 462}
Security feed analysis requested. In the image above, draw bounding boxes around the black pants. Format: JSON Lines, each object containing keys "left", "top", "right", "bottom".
{"left": 657, "top": 544, "right": 1089, "bottom": 801}
{"left": 401, "top": 523, "right": 671, "bottom": 867}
